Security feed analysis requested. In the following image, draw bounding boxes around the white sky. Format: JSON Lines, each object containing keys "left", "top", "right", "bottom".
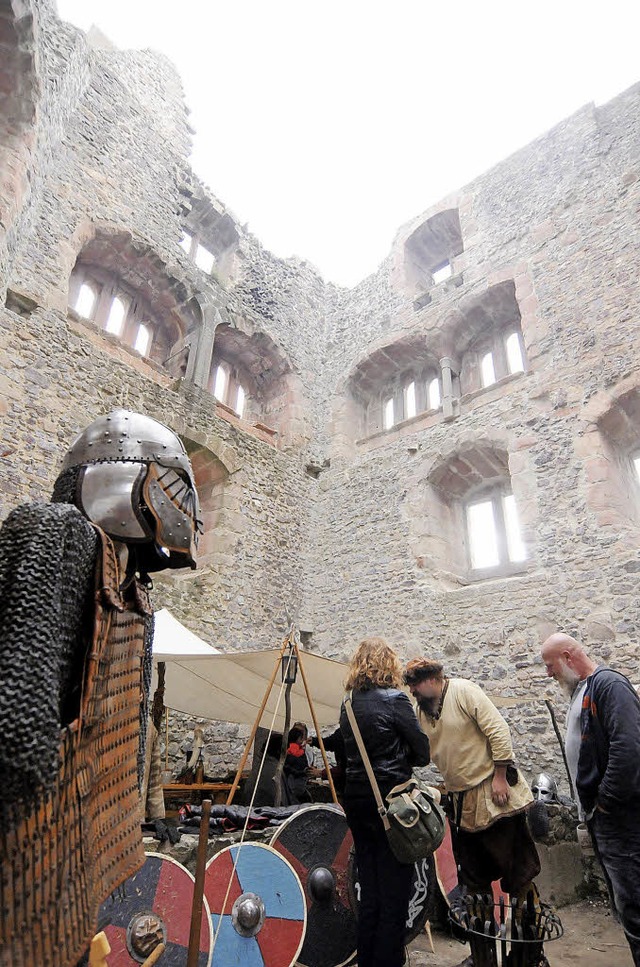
{"left": 55, "top": 1, "right": 640, "bottom": 287}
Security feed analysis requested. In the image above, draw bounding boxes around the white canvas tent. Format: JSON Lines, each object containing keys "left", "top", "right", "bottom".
{"left": 152, "top": 609, "right": 347, "bottom": 730}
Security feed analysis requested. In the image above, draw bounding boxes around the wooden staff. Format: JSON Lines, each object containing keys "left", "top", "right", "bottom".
{"left": 186, "top": 798, "right": 212, "bottom": 967}
{"left": 295, "top": 641, "right": 338, "bottom": 805}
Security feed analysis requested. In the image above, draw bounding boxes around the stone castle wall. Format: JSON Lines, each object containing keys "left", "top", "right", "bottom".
{"left": 2, "top": 1, "right": 640, "bottom": 787}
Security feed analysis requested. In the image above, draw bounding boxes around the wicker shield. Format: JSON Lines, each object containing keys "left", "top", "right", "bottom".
{"left": 204, "top": 842, "right": 306, "bottom": 967}
{"left": 270, "top": 804, "right": 357, "bottom": 967}
{"left": 98, "top": 853, "right": 212, "bottom": 965}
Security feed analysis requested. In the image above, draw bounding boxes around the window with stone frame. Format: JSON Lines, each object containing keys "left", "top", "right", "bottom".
{"left": 422, "top": 446, "right": 528, "bottom": 582}
{"left": 69, "top": 266, "right": 159, "bottom": 359}
{"left": 67, "top": 236, "right": 200, "bottom": 380}
{"left": 369, "top": 366, "right": 443, "bottom": 433}
{"left": 593, "top": 388, "right": 640, "bottom": 531}
{"left": 210, "top": 361, "right": 247, "bottom": 418}
{"left": 404, "top": 209, "right": 464, "bottom": 299}
{"left": 455, "top": 282, "right": 527, "bottom": 397}
{"left": 179, "top": 187, "right": 241, "bottom": 283}
{"left": 465, "top": 486, "right": 527, "bottom": 573}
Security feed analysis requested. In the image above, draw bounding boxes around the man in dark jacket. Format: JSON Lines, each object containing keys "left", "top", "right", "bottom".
{"left": 542, "top": 633, "right": 640, "bottom": 966}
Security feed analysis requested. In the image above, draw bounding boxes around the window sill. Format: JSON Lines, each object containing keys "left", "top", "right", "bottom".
{"left": 460, "top": 561, "right": 531, "bottom": 585}
{"left": 461, "top": 369, "right": 529, "bottom": 406}
{"left": 357, "top": 407, "right": 444, "bottom": 446}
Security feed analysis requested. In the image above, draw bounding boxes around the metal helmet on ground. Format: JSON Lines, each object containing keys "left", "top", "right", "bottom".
{"left": 58, "top": 409, "right": 203, "bottom": 571}
{"left": 531, "top": 773, "right": 558, "bottom": 803}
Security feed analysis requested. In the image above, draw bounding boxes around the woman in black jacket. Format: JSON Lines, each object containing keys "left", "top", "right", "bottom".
{"left": 339, "top": 637, "right": 430, "bottom": 967}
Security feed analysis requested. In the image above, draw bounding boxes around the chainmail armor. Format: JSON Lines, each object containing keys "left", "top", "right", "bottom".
{"left": 0, "top": 501, "right": 98, "bottom": 809}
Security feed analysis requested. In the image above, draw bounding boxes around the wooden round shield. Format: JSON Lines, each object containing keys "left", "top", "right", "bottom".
{"left": 98, "top": 852, "right": 212, "bottom": 966}
{"left": 204, "top": 842, "right": 306, "bottom": 967}
{"left": 347, "top": 848, "right": 437, "bottom": 945}
{"left": 270, "top": 805, "right": 357, "bottom": 967}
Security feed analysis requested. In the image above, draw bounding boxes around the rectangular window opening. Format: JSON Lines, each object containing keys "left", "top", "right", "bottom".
{"left": 75, "top": 282, "right": 97, "bottom": 319}
{"left": 432, "top": 261, "right": 452, "bottom": 285}
{"left": 236, "top": 385, "right": 246, "bottom": 418}
{"left": 427, "top": 377, "right": 441, "bottom": 411}
{"left": 505, "top": 332, "right": 525, "bottom": 374}
{"left": 179, "top": 232, "right": 192, "bottom": 255}
{"left": 467, "top": 499, "right": 500, "bottom": 570}
{"left": 134, "top": 323, "right": 151, "bottom": 356}
{"left": 480, "top": 351, "right": 496, "bottom": 388}
{"left": 383, "top": 397, "right": 395, "bottom": 430}
{"left": 195, "top": 243, "right": 215, "bottom": 274}
{"left": 213, "top": 365, "right": 228, "bottom": 402}
{"left": 405, "top": 382, "right": 416, "bottom": 420}
{"left": 503, "top": 493, "right": 527, "bottom": 562}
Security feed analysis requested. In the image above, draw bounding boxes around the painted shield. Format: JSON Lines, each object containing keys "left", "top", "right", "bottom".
{"left": 204, "top": 842, "right": 306, "bottom": 967}
{"left": 270, "top": 805, "right": 357, "bottom": 967}
{"left": 98, "top": 852, "right": 212, "bottom": 965}
{"left": 348, "top": 848, "right": 437, "bottom": 945}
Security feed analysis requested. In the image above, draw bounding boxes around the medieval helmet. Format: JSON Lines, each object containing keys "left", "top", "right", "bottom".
{"left": 531, "top": 772, "right": 558, "bottom": 803}
{"left": 59, "top": 409, "right": 203, "bottom": 571}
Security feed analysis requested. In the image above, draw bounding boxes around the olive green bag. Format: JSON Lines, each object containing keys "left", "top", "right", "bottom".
{"left": 344, "top": 692, "right": 446, "bottom": 864}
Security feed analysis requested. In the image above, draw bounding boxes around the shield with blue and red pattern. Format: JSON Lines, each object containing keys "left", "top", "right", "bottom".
{"left": 204, "top": 842, "right": 306, "bottom": 967}
{"left": 98, "top": 852, "right": 212, "bottom": 965}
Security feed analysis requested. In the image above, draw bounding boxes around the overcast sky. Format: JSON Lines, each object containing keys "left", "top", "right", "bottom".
{"left": 56, "top": 1, "right": 640, "bottom": 287}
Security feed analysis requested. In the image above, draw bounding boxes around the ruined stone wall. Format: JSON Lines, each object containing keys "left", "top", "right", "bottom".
{"left": 307, "top": 83, "right": 640, "bottom": 784}
{"left": 2, "top": 4, "right": 640, "bottom": 787}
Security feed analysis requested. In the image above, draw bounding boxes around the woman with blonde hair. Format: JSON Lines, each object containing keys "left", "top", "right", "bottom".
{"left": 339, "top": 637, "right": 430, "bottom": 967}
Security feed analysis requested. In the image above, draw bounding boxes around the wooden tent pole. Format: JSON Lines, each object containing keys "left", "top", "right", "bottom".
{"left": 165, "top": 707, "right": 169, "bottom": 771}
{"left": 294, "top": 641, "right": 339, "bottom": 805}
{"left": 225, "top": 638, "right": 289, "bottom": 805}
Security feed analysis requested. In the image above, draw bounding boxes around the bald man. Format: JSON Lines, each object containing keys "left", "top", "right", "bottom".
{"left": 541, "top": 633, "right": 640, "bottom": 966}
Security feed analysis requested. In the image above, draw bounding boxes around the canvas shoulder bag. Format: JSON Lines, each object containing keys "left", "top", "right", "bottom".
{"left": 343, "top": 691, "right": 446, "bottom": 864}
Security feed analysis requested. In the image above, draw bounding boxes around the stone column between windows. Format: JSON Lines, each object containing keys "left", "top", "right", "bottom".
{"left": 440, "top": 356, "right": 457, "bottom": 421}
{"left": 187, "top": 305, "right": 219, "bottom": 388}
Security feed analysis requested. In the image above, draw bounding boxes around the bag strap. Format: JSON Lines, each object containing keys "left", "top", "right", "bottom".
{"left": 343, "top": 691, "right": 390, "bottom": 830}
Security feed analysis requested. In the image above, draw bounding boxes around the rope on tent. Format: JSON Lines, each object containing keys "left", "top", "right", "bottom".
{"left": 209, "top": 645, "right": 297, "bottom": 957}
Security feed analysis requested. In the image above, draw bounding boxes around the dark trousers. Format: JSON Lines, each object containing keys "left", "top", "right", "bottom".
{"left": 451, "top": 812, "right": 541, "bottom": 896}
{"left": 344, "top": 795, "right": 413, "bottom": 967}
{"left": 590, "top": 809, "right": 640, "bottom": 966}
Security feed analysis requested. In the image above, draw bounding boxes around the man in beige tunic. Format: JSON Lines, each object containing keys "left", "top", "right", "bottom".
{"left": 404, "top": 659, "right": 545, "bottom": 966}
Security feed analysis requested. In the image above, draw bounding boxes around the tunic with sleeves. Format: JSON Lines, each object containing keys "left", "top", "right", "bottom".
{"left": 417, "top": 678, "right": 533, "bottom": 831}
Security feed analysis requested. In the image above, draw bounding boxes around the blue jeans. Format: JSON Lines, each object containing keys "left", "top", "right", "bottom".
{"left": 344, "top": 794, "right": 413, "bottom": 967}
{"left": 589, "top": 809, "right": 640, "bottom": 966}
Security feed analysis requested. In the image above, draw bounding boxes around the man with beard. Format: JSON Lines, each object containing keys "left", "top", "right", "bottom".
{"left": 404, "top": 658, "right": 544, "bottom": 967}
{"left": 541, "top": 633, "right": 640, "bottom": 966}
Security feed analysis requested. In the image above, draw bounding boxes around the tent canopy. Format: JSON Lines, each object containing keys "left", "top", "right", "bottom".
{"left": 152, "top": 609, "right": 348, "bottom": 730}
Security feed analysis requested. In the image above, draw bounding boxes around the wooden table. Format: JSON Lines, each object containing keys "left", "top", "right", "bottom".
{"left": 162, "top": 782, "right": 233, "bottom": 807}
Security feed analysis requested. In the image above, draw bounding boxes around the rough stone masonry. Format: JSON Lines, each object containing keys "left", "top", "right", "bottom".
{"left": 2, "top": 0, "right": 640, "bottom": 783}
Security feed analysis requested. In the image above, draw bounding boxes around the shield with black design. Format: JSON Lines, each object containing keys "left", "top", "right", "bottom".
{"left": 270, "top": 804, "right": 357, "bottom": 967}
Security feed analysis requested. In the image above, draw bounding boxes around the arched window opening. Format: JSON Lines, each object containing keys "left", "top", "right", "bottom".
{"left": 427, "top": 377, "right": 441, "bottom": 411}
{"left": 105, "top": 295, "right": 127, "bottom": 336}
{"left": 480, "top": 352, "right": 496, "bottom": 388}
{"left": 75, "top": 282, "right": 97, "bottom": 320}
{"left": 405, "top": 382, "right": 416, "bottom": 420}
{"left": 383, "top": 397, "right": 395, "bottom": 430}
{"left": 235, "top": 385, "right": 246, "bottom": 418}
{"left": 134, "top": 323, "right": 151, "bottom": 356}
{"left": 505, "top": 332, "right": 525, "bottom": 375}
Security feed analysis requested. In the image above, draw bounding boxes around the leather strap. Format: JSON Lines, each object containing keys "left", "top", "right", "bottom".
{"left": 343, "top": 691, "right": 390, "bottom": 830}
